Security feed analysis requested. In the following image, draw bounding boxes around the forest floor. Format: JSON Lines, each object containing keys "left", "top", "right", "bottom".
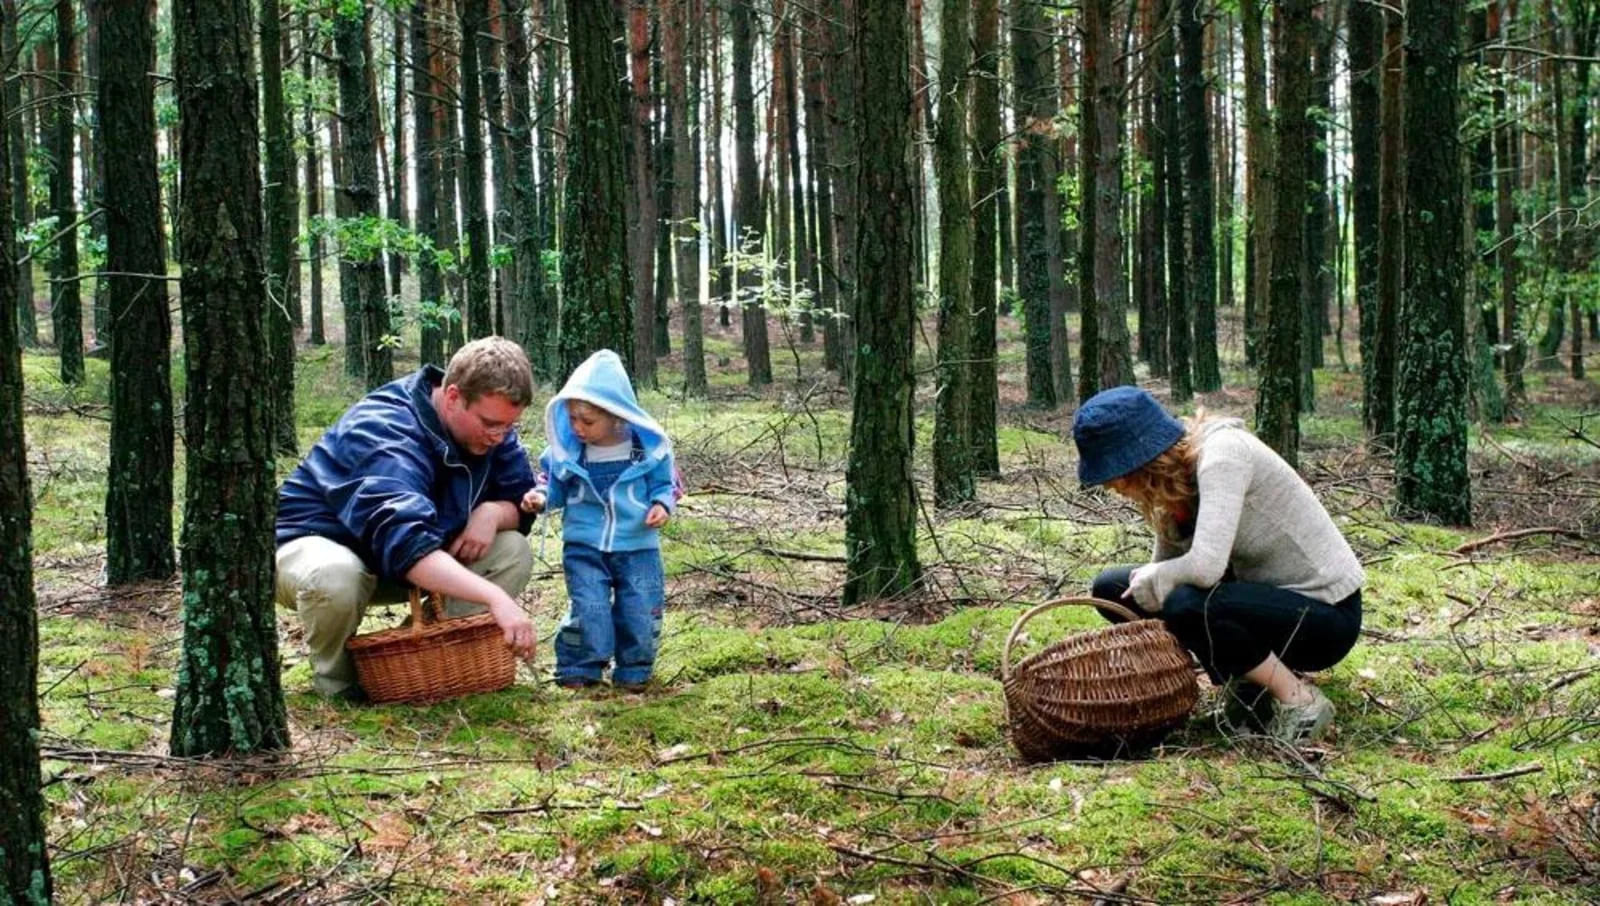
{"left": 19, "top": 311, "right": 1600, "bottom": 904}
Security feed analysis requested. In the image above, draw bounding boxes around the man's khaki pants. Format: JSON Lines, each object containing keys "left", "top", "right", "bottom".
{"left": 275, "top": 532, "right": 534, "bottom": 696}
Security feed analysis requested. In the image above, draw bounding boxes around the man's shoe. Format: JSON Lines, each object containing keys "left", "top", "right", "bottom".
{"left": 613, "top": 678, "right": 652, "bottom": 693}
{"left": 331, "top": 685, "right": 369, "bottom": 705}
{"left": 556, "top": 677, "right": 600, "bottom": 690}
{"left": 1265, "top": 685, "right": 1335, "bottom": 744}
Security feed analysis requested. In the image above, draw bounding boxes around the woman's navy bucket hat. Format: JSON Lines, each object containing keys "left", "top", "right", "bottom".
{"left": 1071, "top": 386, "right": 1186, "bottom": 487}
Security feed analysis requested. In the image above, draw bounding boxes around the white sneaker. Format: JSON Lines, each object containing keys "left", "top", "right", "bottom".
{"left": 1265, "top": 685, "right": 1335, "bottom": 744}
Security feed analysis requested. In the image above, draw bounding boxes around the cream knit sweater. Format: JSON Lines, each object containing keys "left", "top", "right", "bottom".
{"left": 1129, "top": 419, "right": 1365, "bottom": 611}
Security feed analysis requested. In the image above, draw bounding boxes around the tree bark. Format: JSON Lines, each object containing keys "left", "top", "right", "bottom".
{"left": 335, "top": 4, "right": 392, "bottom": 388}
{"left": 844, "top": 0, "right": 920, "bottom": 606}
{"left": 731, "top": 0, "right": 771, "bottom": 385}
{"left": 933, "top": 0, "right": 973, "bottom": 506}
{"left": 1373, "top": 4, "right": 1404, "bottom": 440}
{"left": 263, "top": 0, "right": 297, "bottom": 455}
{"left": 1255, "top": 0, "right": 1311, "bottom": 466}
{"left": 1240, "top": 0, "right": 1272, "bottom": 366}
{"left": 1303, "top": 2, "right": 1337, "bottom": 401}
{"left": 1395, "top": 0, "right": 1470, "bottom": 525}
{"left": 100, "top": 0, "right": 174, "bottom": 585}
{"left": 2, "top": 0, "right": 34, "bottom": 347}
{"left": 413, "top": 0, "right": 444, "bottom": 366}
{"left": 302, "top": 9, "right": 325, "bottom": 347}
{"left": 170, "top": 0, "right": 290, "bottom": 757}
{"left": 505, "top": 0, "right": 547, "bottom": 375}
{"left": 1086, "top": 0, "right": 1134, "bottom": 390}
{"left": 0, "top": 0, "right": 51, "bottom": 890}
{"left": 627, "top": 0, "right": 657, "bottom": 385}
{"left": 665, "top": 0, "right": 705, "bottom": 394}
{"left": 1350, "top": 0, "right": 1383, "bottom": 433}
{"left": 560, "top": 0, "right": 633, "bottom": 373}
{"left": 1012, "top": 0, "right": 1058, "bottom": 407}
{"left": 801, "top": 0, "right": 840, "bottom": 372}
{"left": 1160, "top": 0, "right": 1189, "bottom": 398}
{"left": 459, "top": 0, "right": 492, "bottom": 339}
{"left": 969, "top": 0, "right": 1001, "bottom": 474}
{"left": 51, "top": 0, "right": 83, "bottom": 383}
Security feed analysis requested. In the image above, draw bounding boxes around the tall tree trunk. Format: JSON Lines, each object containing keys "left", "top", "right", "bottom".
{"left": 665, "top": 0, "right": 705, "bottom": 394}
{"left": 801, "top": 0, "right": 840, "bottom": 372}
{"left": 1181, "top": 0, "right": 1219, "bottom": 391}
{"left": 1395, "top": 0, "right": 1469, "bottom": 524}
{"left": 707, "top": 0, "right": 731, "bottom": 326}
{"left": 84, "top": 0, "right": 106, "bottom": 350}
{"left": 100, "top": 0, "right": 174, "bottom": 585}
{"left": 263, "top": 0, "right": 296, "bottom": 455}
{"left": 1255, "top": 0, "right": 1311, "bottom": 466}
{"left": 0, "top": 1, "right": 51, "bottom": 891}
{"left": 933, "top": 0, "right": 973, "bottom": 506}
{"left": 1373, "top": 4, "right": 1404, "bottom": 440}
{"left": 731, "top": 0, "right": 771, "bottom": 384}
{"left": 560, "top": 0, "right": 633, "bottom": 372}
{"left": 505, "top": 0, "right": 546, "bottom": 374}
{"left": 1215, "top": 12, "right": 1236, "bottom": 315}
{"left": 302, "top": 10, "right": 325, "bottom": 346}
{"left": 1240, "top": 0, "right": 1272, "bottom": 366}
{"left": 335, "top": 4, "right": 392, "bottom": 388}
{"left": 1143, "top": 0, "right": 1169, "bottom": 380}
{"left": 1159, "top": 0, "right": 1189, "bottom": 398}
{"left": 389, "top": 4, "right": 407, "bottom": 301}
{"left": 781, "top": 7, "right": 811, "bottom": 346}
{"left": 51, "top": 0, "right": 83, "bottom": 383}
{"left": 1012, "top": 0, "right": 1058, "bottom": 406}
{"left": 1087, "top": 0, "right": 1133, "bottom": 390}
{"left": 969, "top": 0, "right": 1000, "bottom": 474}
{"left": 3, "top": 0, "right": 34, "bottom": 347}
{"left": 435, "top": 0, "right": 465, "bottom": 354}
{"left": 1302, "top": 1, "right": 1336, "bottom": 403}
{"left": 626, "top": 0, "right": 657, "bottom": 386}
{"left": 413, "top": 1, "right": 444, "bottom": 366}
{"left": 825, "top": 0, "right": 858, "bottom": 384}
{"left": 844, "top": 0, "right": 920, "bottom": 607}
{"left": 459, "top": 0, "right": 492, "bottom": 338}
{"left": 1351, "top": 0, "right": 1382, "bottom": 432}
{"left": 651, "top": 87, "right": 672, "bottom": 356}
{"left": 1044, "top": 26, "right": 1072, "bottom": 404}
{"left": 170, "top": 0, "right": 290, "bottom": 758}
{"left": 531, "top": 0, "right": 560, "bottom": 376}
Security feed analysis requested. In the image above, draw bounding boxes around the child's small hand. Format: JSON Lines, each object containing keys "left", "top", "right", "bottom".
{"left": 521, "top": 489, "right": 547, "bottom": 514}
{"left": 644, "top": 502, "right": 670, "bottom": 528}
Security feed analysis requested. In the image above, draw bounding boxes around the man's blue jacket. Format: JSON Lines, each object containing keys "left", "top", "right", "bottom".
{"left": 276, "top": 366, "right": 536, "bottom": 580}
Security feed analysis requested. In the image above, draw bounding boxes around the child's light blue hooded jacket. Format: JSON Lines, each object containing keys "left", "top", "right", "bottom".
{"left": 539, "top": 350, "right": 676, "bottom": 552}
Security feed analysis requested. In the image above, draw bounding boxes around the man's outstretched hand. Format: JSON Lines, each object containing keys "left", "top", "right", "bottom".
{"left": 488, "top": 595, "right": 536, "bottom": 660}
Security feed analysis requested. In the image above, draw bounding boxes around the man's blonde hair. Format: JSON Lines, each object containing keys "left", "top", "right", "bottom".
{"left": 443, "top": 337, "right": 534, "bottom": 406}
{"left": 1114, "top": 409, "right": 1216, "bottom": 542}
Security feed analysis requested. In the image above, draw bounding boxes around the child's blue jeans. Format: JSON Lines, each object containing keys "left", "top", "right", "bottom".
{"left": 554, "top": 543, "right": 664, "bottom": 685}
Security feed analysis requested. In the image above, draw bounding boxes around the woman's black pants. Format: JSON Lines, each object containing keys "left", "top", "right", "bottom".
{"left": 1090, "top": 565, "right": 1362, "bottom": 683}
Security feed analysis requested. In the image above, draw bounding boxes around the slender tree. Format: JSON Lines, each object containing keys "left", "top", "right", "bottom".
{"left": 800, "top": 0, "right": 840, "bottom": 372}
{"left": 413, "top": 0, "right": 444, "bottom": 366}
{"left": 627, "top": 0, "right": 657, "bottom": 386}
{"left": 389, "top": 0, "right": 408, "bottom": 301}
{"left": 731, "top": 0, "right": 771, "bottom": 385}
{"left": 100, "top": 0, "right": 173, "bottom": 585}
{"left": 170, "top": 0, "right": 290, "bottom": 757}
{"left": 1139, "top": 0, "right": 1169, "bottom": 380}
{"left": 933, "top": 0, "right": 973, "bottom": 506}
{"left": 1350, "top": 0, "right": 1383, "bottom": 435}
{"left": 560, "top": 0, "right": 632, "bottom": 372}
{"left": 1085, "top": 0, "right": 1134, "bottom": 390}
{"left": 1395, "top": 0, "right": 1469, "bottom": 524}
{"left": 1180, "top": 0, "right": 1218, "bottom": 391}
{"left": 3, "top": 0, "right": 34, "bottom": 347}
{"left": 1012, "top": 0, "right": 1058, "bottom": 406}
{"left": 664, "top": 0, "right": 706, "bottom": 394}
{"left": 1494, "top": 2, "right": 1522, "bottom": 413}
{"left": 845, "top": 0, "right": 920, "bottom": 606}
{"left": 1255, "top": 0, "right": 1311, "bottom": 466}
{"left": 824, "top": 0, "right": 859, "bottom": 383}
{"left": 302, "top": 9, "right": 325, "bottom": 346}
{"left": 335, "top": 3, "right": 391, "bottom": 388}
{"left": 505, "top": 0, "right": 543, "bottom": 368}
{"left": 459, "top": 0, "right": 492, "bottom": 338}
{"left": 969, "top": 0, "right": 1000, "bottom": 474}
{"left": 1302, "top": 1, "right": 1337, "bottom": 404}
{"left": 0, "top": 6, "right": 50, "bottom": 890}
{"left": 480, "top": 0, "right": 511, "bottom": 333}
{"left": 50, "top": 0, "right": 83, "bottom": 383}
{"left": 263, "top": 0, "right": 296, "bottom": 454}
{"left": 1373, "top": 4, "right": 1403, "bottom": 439}
{"left": 1160, "top": 0, "right": 1189, "bottom": 398}
{"left": 1240, "top": 0, "right": 1272, "bottom": 365}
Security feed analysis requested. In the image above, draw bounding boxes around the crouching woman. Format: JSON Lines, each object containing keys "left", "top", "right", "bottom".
{"left": 1072, "top": 386, "right": 1364, "bottom": 744}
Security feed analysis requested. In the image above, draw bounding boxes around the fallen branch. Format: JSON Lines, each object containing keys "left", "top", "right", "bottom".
{"left": 1452, "top": 527, "right": 1582, "bottom": 555}
{"left": 1444, "top": 762, "right": 1543, "bottom": 783}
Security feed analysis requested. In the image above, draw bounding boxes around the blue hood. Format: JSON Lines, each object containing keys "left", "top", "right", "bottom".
{"left": 544, "top": 349, "right": 671, "bottom": 467}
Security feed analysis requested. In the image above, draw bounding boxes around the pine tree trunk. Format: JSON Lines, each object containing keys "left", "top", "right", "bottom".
{"left": 1159, "top": 0, "right": 1189, "bottom": 398}
{"left": 1351, "top": 0, "right": 1383, "bottom": 433}
{"left": 389, "top": 8, "right": 407, "bottom": 301}
{"left": 781, "top": 8, "right": 811, "bottom": 346}
{"left": 1495, "top": 6, "right": 1522, "bottom": 413}
{"left": 335, "top": 5, "right": 392, "bottom": 388}
{"left": 1142, "top": 0, "right": 1169, "bottom": 381}
{"left": 1240, "top": 0, "right": 1272, "bottom": 367}
{"left": 83, "top": 0, "right": 106, "bottom": 351}
{"left": 560, "top": 0, "right": 633, "bottom": 373}
{"left": 706, "top": 0, "right": 731, "bottom": 326}
{"left": 1373, "top": 6, "right": 1404, "bottom": 440}
{"left": 413, "top": 1, "right": 444, "bottom": 366}
{"left": 100, "top": 0, "right": 174, "bottom": 585}
{"left": 824, "top": 0, "right": 858, "bottom": 384}
{"left": 1215, "top": 13, "right": 1236, "bottom": 314}
{"left": 731, "top": 0, "right": 771, "bottom": 384}
{"left": 505, "top": 0, "right": 546, "bottom": 375}
{"left": 1395, "top": 0, "right": 1470, "bottom": 525}
{"left": 665, "top": 0, "right": 705, "bottom": 394}
{"left": 1303, "top": 3, "right": 1336, "bottom": 402}
{"left": 302, "top": 10, "right": 325, "bottom": 347}
{"left": 969, "top": 0, "right": 1000, "bottom": 474}
{"left": 2, "top": 0, "right": 34, "bottom": 347}
{"left": 932, "top": 0, "right": 973, "bottom": 507}
{"left": 1181, "top": 0, "right": 1219, "bottom": 392}
{"left": 459, "top": 0, "right": 493, "bottom": 339}
{"left": 626, "top": 0, "right": 657, "bottom": 386}
{"left": 263, "top": 0, "right": 297, "bottom": 454}
{"left": 800, "top": 0, "right": 840, "bottom": 372}
{"left": 1256, "top": 0, "right": 1311, "bottom": 467}
{"left": 51, "top": 0, "right": 83, "bottom": 383}
{"left": 1012, "top": 0, "right": 1057, "bottom": 407}
{"left": 0, "top": 4, "right": 51, "bottom": 890}
{"left": 170, "top": 0, "right": 290, "bottom": 758}
{"left": 844, "top": 0, "right": 920, "bottom": 607}
{"left": 1087, "top": 0, "right": 1133, "bottom": 390}
{"left": 435, "top": 0, "right": 465, "bottom": 354}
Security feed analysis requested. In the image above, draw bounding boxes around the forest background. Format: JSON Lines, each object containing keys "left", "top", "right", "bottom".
{"left": 1, "top": 0, "right": 1598, "bottom": 902}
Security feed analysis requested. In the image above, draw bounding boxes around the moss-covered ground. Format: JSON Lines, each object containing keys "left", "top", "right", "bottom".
{"left": 20, "top": 314, "right": 1600, "bottom": 904}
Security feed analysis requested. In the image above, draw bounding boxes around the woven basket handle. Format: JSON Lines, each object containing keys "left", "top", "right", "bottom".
{"left": 1000, "top": 596, "right": 1145, "bottom": 681}
{"left": 408, "top": 587, "right": 442, "bottom": 635}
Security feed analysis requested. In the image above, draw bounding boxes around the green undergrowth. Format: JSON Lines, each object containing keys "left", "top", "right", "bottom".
{"left": 21, "top": 336, "right": 1600, "bottom": 903}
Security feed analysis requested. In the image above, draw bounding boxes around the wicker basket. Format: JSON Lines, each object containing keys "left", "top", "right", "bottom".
{"left": 1001, "top": 596, "right": 1199, "bottom": 761}
{"left": 345, "top": 587, "right": 517, "bottom": 704}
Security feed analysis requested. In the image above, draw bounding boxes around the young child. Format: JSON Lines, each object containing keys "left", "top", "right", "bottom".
{"left": 521, "top": 350, "right": 677, "bottom": 691}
